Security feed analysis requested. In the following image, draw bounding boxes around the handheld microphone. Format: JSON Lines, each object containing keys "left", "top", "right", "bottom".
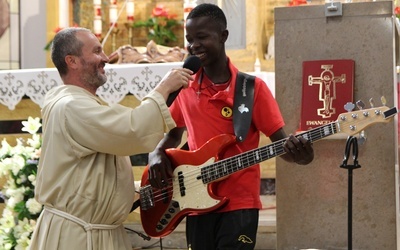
{"left": 166, "top": 55, "right": 202, "bottom": 106}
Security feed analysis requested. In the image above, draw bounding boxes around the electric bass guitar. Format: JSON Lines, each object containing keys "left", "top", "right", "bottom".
{"left": 139, "top": 105, "right": 397, "bottom": 237}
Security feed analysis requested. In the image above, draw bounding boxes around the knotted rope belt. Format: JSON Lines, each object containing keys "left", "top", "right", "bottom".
{"left": 44, "top": 206, "right": 121, "bottom": 250}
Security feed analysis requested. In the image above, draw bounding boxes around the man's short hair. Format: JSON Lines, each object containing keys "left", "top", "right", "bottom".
{"left": 187, "top": 3, "right": 227, "bottom": 31}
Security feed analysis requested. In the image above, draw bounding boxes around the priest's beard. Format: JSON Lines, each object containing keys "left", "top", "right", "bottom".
{"left": 79, "top": 57, "right": 107, "bottom": 89}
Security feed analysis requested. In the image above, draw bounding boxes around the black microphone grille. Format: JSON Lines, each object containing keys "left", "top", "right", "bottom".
{"left": 183, "top": 55, "right": 201, "bottom": 73}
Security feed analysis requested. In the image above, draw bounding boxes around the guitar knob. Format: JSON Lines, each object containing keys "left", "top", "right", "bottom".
{"left": 172, "top": 201, "right": 179, "bottom": 208}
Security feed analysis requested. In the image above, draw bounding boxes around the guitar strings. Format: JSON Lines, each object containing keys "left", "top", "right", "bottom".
{"left": 143, "top": 141, "right": 284, "bottom": 206}
{"left": 142, "top": 141, "right": 283, "bottom": 204}
{"left": 143, "top": 123, "right": 338, "bottom": 206}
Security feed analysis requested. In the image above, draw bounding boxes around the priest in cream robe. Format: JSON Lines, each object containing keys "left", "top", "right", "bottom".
{"left": 29, "top": 27, "right": 193, "bottom": 250}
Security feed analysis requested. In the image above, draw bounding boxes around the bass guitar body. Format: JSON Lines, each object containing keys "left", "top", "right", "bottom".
{"left": 139, "top": 134, "right": 236, "bottom": 237}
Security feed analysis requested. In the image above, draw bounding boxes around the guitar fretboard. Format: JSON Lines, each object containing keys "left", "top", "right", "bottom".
{"left": 200, "top": 122, "right": 338, "bottom": 183}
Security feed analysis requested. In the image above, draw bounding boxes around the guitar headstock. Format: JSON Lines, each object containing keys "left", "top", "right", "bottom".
{"left": 337, "top": 102, "right": 397, "bottom": 136}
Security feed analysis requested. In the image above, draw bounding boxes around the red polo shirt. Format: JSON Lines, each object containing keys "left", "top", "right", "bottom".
{"left": 170, "top": 58, "right": 284, "bottom": 212}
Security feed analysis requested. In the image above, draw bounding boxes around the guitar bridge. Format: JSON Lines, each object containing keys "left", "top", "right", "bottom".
{"left": 139, "top": 185, "right": 154, "bottom": 211}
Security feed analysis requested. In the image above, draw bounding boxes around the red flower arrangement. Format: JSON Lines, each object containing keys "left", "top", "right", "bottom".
{"left": 133, "top": 4, "right": 182, "bottom": 46}
{"left": 288, "top": 0, "right": 308, "bottom": 6}
{"left": 395, "top": 6, "right": 400, "bottom": 19}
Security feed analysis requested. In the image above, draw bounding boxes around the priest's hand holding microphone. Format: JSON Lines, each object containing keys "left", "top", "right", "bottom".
{"left": 154, "top": 55, "right": 202, "bottom": 106}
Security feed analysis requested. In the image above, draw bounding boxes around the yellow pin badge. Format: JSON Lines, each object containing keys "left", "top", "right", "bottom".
{"left": 221, "top": 107, "right": 233, "bottom": 118}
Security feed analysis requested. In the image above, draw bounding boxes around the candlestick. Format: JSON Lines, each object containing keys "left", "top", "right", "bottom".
{"left": 124, "top": 23, "right": 133, "bottom": 45}
{"left": 111, "top": 27, "right": 119, "bottom": 52}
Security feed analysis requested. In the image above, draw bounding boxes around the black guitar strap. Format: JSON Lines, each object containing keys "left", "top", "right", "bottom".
{"left": 233, "top": 72, "right": 255, "bottom": 142}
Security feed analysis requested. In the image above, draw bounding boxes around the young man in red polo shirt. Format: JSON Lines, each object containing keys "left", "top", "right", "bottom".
{"left": 147, "top": 3, "right": 314, "bottom": 249}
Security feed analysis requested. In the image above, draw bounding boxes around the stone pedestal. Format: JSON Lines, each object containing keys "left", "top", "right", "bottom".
{"left": 274, "top": 1, "right": 398, "bottom": 249}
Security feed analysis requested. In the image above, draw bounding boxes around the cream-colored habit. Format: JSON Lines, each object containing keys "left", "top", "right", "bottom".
{"left": 29, "top": 85, "right": 175, "bottom": 250}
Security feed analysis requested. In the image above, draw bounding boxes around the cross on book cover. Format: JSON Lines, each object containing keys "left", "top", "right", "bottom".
{"left": 300, "top": 59, "right": 354, "bottom": 131}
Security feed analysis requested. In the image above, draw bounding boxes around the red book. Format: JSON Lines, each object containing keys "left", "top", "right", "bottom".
{"left": 300, "top": 59, "right": 355, "bottom": 131}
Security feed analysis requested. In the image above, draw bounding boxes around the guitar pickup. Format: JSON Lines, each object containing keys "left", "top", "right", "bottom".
{"left": 178, "top": 171, "right": 186, "bottom": 196}
{"left": 161, "top": 188, "right": 169, "bottom": 203}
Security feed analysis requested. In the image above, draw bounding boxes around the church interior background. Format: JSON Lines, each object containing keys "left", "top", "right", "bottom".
{"left": 0, "top": 0, "right": 399, "bottom": 249}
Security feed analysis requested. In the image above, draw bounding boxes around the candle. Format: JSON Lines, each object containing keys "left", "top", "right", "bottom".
{"left": 93, "top": 0, "right": 102, "bottom": 37}
{"left": 94, "top": 6, "right": 101, "bottom": 17}
{"left": 126, "top": 0, "right": 134, "bottom": 22}
{"left": 59, "top": 0, "right": 69, "bottom": 28}
{"left": 109, "top": 4, "right": 118, "bottom": 26}
{"left": 94, "top": 18, "right": 102, "bottom": 35}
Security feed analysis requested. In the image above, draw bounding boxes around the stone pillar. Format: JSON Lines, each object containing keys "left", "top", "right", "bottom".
{"left": 274, "top": 1, "right": 398, "bottom": 249}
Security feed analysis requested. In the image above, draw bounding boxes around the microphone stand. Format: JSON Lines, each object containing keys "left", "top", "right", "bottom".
{"left": 340, "top": 136, "right": 361, "bottom": 250}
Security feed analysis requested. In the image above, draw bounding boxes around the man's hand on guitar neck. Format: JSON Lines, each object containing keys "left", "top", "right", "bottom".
{"left": 270, "top": 128, "right": 314, "bottom": 165}
{"left": 284, "top": 134, "right": 314, "bottom": 165}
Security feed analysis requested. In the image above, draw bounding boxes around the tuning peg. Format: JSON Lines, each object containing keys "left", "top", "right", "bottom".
{"left": 381, "top": 96, "right": 387, "bottom": 106}
{"left": 356, "top": 100, "right": 365, "bottom": 110}
{"left": 355, "top": 100, "right": 367, "bottom": 145}
{"left": 369, "top": 98, "right": 375, "bottom": 108}
{"left": 344, "top": 102, "right": 355, "bottom": 112}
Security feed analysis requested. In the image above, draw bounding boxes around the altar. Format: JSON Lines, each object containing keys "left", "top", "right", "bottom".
{"left": 0, "top": 62, "right": 182, "bottom": 110}
{"left": 0, "top": 63, "right": 275, "bottom": 111}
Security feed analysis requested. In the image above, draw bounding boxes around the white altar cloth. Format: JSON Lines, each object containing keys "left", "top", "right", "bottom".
{"left": 0, "top": 62, "right": 275, "bottom": 110}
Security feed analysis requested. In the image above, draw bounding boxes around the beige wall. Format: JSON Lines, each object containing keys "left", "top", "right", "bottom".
{"left": 275, "top": 1, "right": 398, "bottom": 248}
